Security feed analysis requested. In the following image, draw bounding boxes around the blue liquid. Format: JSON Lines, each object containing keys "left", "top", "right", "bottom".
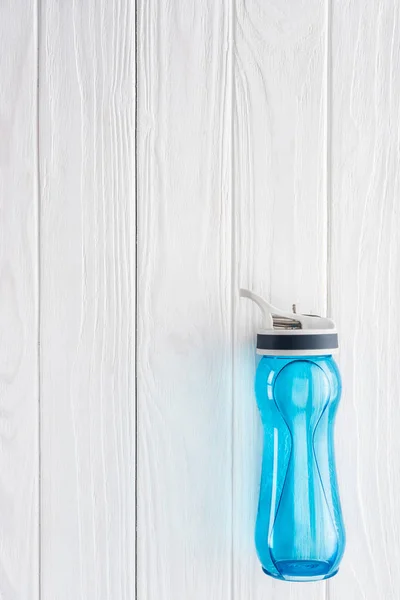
{"left": 255, "top": 356, "right": 345, "bottom": 582}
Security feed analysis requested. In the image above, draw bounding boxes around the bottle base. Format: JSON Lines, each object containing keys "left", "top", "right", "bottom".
{"left": 262, "top": 561, "right": 339, "bottom": 582}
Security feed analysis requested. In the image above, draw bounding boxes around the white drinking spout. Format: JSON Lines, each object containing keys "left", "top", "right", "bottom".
{"left": 240, "top": 288, "right": 274, "bottom": 329}
{"left": 240, "top": 288, "right": 336, "bottom": 331}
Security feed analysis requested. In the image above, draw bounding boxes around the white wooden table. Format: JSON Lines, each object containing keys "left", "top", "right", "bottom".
{"left": 1, "top": 0, "right": 398, "bottom": 598}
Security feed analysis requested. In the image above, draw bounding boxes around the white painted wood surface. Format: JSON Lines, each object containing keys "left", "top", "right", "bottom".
{"left": 137, "top": 1, "right": 233, "bottom": 598}
{"left": 329, "top": 2, "right": 400, "bottom": 599}
{"left": 0, "top": 1, "right": 39, "bottom": 598}
{"left": 40, "top": 2, "right": 135, "bottom": 599}
{"left": 234, "top": 0, "right": 328, "bottom": 598}
{"left": 3, "top": 0, "right": 400, "bottom": 598}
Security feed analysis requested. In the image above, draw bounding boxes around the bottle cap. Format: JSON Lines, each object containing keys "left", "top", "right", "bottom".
{"left": 240, "top": 289, "right": 338, "bottom": 356}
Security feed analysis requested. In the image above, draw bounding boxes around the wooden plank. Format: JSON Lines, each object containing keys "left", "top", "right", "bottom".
{"left": 0, "top": 2, "right": 39, "bottom": 598}
{"left": 329, "top": 1, "right": 400, "bottom": 598}
{"left": 39, "top": 2, "right": 135, "bottom": 599}
{"left": 136, "top": 0, "right": 233, "bottom": 598}
{"left": 233, "top": 0, "right": 328, "bottom": 598}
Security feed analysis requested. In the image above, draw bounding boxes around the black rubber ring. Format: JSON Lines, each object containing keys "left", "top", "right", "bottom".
{"left": 256, "top": 332, "right": 338, "bottom": 351}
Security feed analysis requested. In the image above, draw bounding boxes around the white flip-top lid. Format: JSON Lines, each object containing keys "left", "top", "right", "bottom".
{"left": 240, "top": 289, "right": 338, "bottom": 356}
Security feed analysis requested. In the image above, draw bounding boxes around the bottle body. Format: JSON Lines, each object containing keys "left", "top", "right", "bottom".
{"left": 255, "top": 355, "right": 345, "bottom": 582}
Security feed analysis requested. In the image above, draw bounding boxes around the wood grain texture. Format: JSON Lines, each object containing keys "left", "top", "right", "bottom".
{"left": 39, "top": 2, "right": 135, "bottom": 599}
{"left": 234, "top": 0, "right": 328, "bottom": 598}
{"left": 137, "top": 0, "right": 233, "bottom": 598}
{"left": 0, "top": 0, "right": 394, "bottom": 597}
{"left": 329, "top": 1, "right": 400, "bottom": 598}
{"left": 0, "top": 2, "right": 39, "bottom": 598}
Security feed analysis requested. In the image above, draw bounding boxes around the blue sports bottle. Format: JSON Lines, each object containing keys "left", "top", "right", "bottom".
{"left": 241, "top": 289, "right": 345, "bottom": 582}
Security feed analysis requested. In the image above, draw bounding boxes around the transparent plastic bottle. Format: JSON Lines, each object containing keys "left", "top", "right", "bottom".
{"left": 241, "top": 290, "right": 345, "bottom": 582}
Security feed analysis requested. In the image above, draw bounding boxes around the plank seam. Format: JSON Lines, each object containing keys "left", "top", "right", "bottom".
{"left": 134, "top": 0, "right": 139, "bottom": 598}
{"left": 231, "top": 0, "right": 236, "bottom": 595}
{"left": 36, "top": 0, "right": 42, "bottom": 598}
{"left": 326, "top": 0, "right": 333, "bottom": 322}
